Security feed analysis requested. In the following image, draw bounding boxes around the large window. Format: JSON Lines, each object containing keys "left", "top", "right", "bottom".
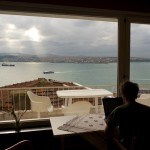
{"left": 0, "top": 14, "right": 118, "bottom": 122}
{"left": 0, "top": 14, "right": 118, "bottom": 89}
{"left": 0, "top": 1, "right": 150, "bottom": 130}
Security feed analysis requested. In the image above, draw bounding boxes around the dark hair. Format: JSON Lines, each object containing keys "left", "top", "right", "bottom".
{"left": 121, "top": 81, "right": 139, "bottom": 102}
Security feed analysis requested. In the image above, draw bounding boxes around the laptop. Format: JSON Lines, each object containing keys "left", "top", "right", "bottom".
{"left": 102, "top": 97, "right": 123, "bottom": 118}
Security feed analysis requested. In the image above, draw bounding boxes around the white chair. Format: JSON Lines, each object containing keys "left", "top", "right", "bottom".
{"left": 138, "top": 94, "right": 150, "bottom": 99}
{"left": 61, "top": 101, "right": 93, "bottom": 115}
{"left": 27, "top": 91, "right": 53, "bottom": 118}
{"left": 136, "top": 94, "right": 150, "bottom": 107}
{"left": 136, "top": 98, "right": 150, "bottom": 107}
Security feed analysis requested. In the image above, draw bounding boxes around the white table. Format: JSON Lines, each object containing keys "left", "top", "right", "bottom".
{"left": 56, "top": 89, "right": 113, "bottom": 107}
{"left": 50, "top": 115, "right": 75, "bottom": 136}
{"left": 50, "top": 115, "right": 106, "bottom": 150}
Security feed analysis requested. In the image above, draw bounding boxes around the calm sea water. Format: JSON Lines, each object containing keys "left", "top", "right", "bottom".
{"left": 0, "top": 62, "right": 150, "bottom": 90}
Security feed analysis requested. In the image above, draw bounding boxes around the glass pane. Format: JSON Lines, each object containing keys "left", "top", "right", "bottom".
{"left": 0, "top": 14, "right": 118, "bottom": 121}
{"left": 131, "top": 23, "right": 150, "bottom": 92}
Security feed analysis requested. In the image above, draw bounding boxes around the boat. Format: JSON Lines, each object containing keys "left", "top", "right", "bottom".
{"left": 9, "top": 64, "right": 15, "bottom": 66}
{"left": 2, "top": 63, "right": 15, "bottom": 66}
{"left": 43, "top": 71, "right": 54, "bottom": 74}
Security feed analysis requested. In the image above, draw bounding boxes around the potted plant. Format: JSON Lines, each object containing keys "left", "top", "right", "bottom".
{"left": 6, "top": 107, "right": 26, "bottom": 132}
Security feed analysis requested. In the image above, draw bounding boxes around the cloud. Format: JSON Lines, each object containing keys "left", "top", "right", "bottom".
{"left": 0, "top": 14, "right": 149, "bottom": 57}
{"left": 24, "top": 27, "right": 42, "bottom": 42}
{"left": 130, "top": 23, "right": 150, "bottom": 57}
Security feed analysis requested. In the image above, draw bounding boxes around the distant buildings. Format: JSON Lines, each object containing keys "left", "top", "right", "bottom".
{"left": 0, "top": 53, "right": 150, "bottom": 63}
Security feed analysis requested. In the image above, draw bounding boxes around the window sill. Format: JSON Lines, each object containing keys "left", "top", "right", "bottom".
{"left": 0, "top": 118, "right": 51, "bottom": 132}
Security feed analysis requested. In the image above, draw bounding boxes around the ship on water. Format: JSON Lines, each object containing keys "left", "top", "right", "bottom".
{"left": 43, "top": 71, "right": 54, "bottom": 74}
{"left": 1, "top": 63, "right": 15, "bottom": 66}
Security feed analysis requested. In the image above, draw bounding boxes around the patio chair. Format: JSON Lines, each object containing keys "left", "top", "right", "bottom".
{"left": 5, "top": 140, "right": 33, "bottom": 150}
{"left": 27, "top": 91, "right": 53, "bottom": 118}
{"left": 61, "top": 101, "right": 93, "bottom": 115}
{"left": 138, "top": 93, "right": 150, "bottom": 99}
{"left": 136, "top": 95, "right": 150, "bottom": 107}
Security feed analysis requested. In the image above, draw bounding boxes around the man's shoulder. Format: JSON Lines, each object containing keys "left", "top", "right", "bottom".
{"left": 114, "top": 103, "right": 128, "bottom": 112}
{"left": 106, "top": 104, "right": 128, "bottom": 119}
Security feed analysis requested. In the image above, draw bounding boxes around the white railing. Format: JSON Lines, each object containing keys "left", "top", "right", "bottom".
{"left": 0, "top": 83, "right": 149, "bottom": 121}
{"left": 0, "top": 85, "right": 116, "bottom": 121}
{"left": 0, "top": 86, "right": 87, "bottom": 121}
{"left": 0, "top": 86, "right": 86, "bottom": 111}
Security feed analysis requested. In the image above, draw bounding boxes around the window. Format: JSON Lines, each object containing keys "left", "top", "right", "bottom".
{"left": 0, "top": 14, "right": 118, "bottom": 122}
{"left": 130, "top": 23, "right": 150, "bottom": 91}
{"left": 0, "top": 1, "right": 149, "bottom": 130}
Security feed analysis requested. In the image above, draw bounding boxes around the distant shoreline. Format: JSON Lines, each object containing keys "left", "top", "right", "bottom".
{"left": 0, "top": 53, "right": 150, "bottom": 64}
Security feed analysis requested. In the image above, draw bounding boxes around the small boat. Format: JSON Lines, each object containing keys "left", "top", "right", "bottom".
{"left": 2, "top": 63, "right": 15, "bottom": 66}
{"left": 43, "top": 71, "right": 54, "bottom": 74}
{"left": 9, "top": 64, "right": 15, "bottom": 66}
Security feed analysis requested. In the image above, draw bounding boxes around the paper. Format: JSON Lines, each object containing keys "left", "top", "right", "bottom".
{"left": 58, "top": 114, "right": 105, "bottom": 133}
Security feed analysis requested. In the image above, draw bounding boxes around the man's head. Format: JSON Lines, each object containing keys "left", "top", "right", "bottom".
{"left": 120, "top": 81, "right": 139, "bottom": 102}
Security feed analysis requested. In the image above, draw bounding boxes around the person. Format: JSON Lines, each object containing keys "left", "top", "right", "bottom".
{"left": 104, "top": 81, "right": 150, "bottom": 150}
{"left": 82, "top": 81, "right": 150, "bottom": 150}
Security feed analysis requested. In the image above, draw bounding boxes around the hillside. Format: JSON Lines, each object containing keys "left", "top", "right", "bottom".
{"left": 0, "top": 53, "right": 150, "bottom": 63}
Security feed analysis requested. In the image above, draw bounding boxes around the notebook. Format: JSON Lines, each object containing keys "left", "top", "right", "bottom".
{"left": 102, "top": 97, "right": 123, "bottom": 118}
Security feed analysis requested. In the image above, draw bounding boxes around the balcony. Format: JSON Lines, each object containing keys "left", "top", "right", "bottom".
{"left": 1, "top": 84, "right": 113, "bottom": 122}
{"left": 0, "top": 86, "right": 86, "bottom": 120}
{"left": 1, "top": 82, "right": 150, "bottom": 122}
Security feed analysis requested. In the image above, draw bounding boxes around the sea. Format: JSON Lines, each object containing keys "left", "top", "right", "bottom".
{"left": 1, "top": 62, "right": 150, "bottom": 92}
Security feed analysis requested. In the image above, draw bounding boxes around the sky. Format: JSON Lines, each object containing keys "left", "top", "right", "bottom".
{"left": 0, "top": 14, "right": 150, "bottom": 57}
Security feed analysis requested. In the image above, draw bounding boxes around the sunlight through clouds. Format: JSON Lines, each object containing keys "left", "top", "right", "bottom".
{"left": 24, "top": 27, "right": 41, "bottom": 42}
{"left": 7, "top": 24, "right": 16, "bottom": 30}
{"left": 0, "top": 14, "right": 118, "bottom": 56}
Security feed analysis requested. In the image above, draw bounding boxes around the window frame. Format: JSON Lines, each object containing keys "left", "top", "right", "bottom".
{"left": 0, "top": 2, "right": 150, "bottom": 128}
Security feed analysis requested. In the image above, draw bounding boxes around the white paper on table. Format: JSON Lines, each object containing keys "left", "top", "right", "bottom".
{"left": 58, "top": 114, "right": 105, "bottom": 133}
